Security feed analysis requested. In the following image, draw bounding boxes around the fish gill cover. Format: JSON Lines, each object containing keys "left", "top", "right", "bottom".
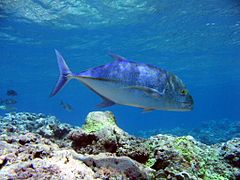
{"left": 0, "top": 0, "right": 240, "bottom": 179}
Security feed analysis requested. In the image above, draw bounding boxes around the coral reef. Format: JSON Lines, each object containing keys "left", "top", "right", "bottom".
{"left": 69, "top": 112, "right": 149, "bottom": 164}
{"left": 136, "top": 118, "right": 240, "bottom": 145}
{"left": 0, "top": 133, "right": 95, "bottom": 179}
{"left": 192, "top": 119, "right": 240, "bottom": 144}
{"left": 218, "top": 138, "right": 240, "bottom": 168}
{"left": 0, "top": 111, "right": 239, "bottom": 179}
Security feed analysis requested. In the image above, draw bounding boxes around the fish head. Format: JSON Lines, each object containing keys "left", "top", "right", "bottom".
{"left": 163, "top": 73, "right": 194, "bottom": 111}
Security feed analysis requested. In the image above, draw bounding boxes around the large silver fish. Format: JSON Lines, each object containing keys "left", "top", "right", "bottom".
{"left": 50, "top": 50, "right": 193, "bottom": 111}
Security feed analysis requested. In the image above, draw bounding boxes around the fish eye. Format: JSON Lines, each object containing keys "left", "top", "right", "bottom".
{"left": 180, "top": 89, "right": 188, "bottom": 95}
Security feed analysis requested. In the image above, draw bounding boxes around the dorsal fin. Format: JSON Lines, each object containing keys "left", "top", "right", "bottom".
{"left": 108, "top": 52, "right": 128, "bottom": 62}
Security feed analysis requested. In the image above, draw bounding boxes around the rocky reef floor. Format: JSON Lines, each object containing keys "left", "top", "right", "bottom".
{"left": 0, "top": 111, "right": 239, "bottom": 179}
{"left": 135, "top": 118, "right": 240, "bottom": 145}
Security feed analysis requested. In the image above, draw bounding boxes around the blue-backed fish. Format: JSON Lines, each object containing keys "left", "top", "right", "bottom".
{"left": 50, "top": 50, "right": 193, "bottom": 111}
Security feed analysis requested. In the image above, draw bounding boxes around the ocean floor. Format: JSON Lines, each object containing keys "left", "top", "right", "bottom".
{"left": 135, "top": 118, "right": 240, "bottom": 145}
{"left": 0, "top": 111, "right": 239, "bottom": 179}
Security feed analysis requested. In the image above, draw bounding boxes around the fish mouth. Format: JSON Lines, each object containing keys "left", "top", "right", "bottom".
{"left": 178, "top": 95, "right": 194, "bottom": 110}
{"left": 181, "top": 102, "right": 193, "bottom": 110}
{"left": 178, "top": 100, "right": 193, "bottom": 111}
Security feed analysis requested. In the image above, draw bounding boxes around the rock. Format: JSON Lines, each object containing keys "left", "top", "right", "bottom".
{"left": 0, "top": 133, "right": 95, "bottom": 179}
{"left": 116, "top": 138, "right": 150, "bottom": 164}
{"left": 68, "top": 111, "right": 150, "bottom": 163}
{"left": 0, "top": 112, "right": 75, "bottom": 149}
{"left": 145, "top": 134, "right": 235, "bottom": 179}
{"left": 152, "top": 148, "right": 178, "bottom": 170}
{"left": 68, "top": 129, "right": 99, "bottom": 150}
{"left": 18, "top": 133, "right": 37, "bottom": 145}
{"left": 218, "top": 138, "right": 240, "bottom": 168}
{"left": 74, "top": 153, "right": 155, "bottom": 179}
{"left": 0, "top": 156, "right": 7, "bottom": 169}
{"left": 81, "top": 111, "right": 117, "bottom": 133}
{"left": 0, "top": 111, "right": 239, "bottom": 179}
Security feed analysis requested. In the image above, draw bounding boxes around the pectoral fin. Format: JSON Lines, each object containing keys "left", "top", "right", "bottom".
{"left": 123, "top": 86, "right": 163, "bottom": 99}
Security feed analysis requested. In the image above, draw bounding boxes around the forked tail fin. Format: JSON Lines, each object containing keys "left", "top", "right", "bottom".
{"left": 50, "top": 49, "right": 73, "bottom": 97}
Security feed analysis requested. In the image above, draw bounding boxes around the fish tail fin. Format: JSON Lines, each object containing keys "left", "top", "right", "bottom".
{"left": 50, "top": 49, "right": 73, "bottom": 97}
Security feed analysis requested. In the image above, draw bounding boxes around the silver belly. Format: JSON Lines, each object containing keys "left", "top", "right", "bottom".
{"left": 77, "top": 77, "right": 158, "bottom": 108}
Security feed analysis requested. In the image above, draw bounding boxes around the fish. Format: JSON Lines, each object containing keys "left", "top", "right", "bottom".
{"left": 2, "top": 99, "right": 17, "bottom": 105}
{"left": 0, "top": 105, "right": 16, "bottom": 111}
{"left": 6, "top": 89, "right": 18, "bottom": 96}
{"left": 60, "top": 100, "right": 73, "bottom": 112}
{"left": 50, "top": 50, "right": 193, "bottom": 111}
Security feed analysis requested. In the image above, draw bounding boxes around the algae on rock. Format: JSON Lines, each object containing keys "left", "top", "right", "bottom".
{"left": 82, "top": 111, "right": 117, "bottom": 133}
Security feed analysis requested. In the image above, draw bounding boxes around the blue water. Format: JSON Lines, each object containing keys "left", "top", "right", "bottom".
{"left": 0, "top": 1, "right": 240, "bottom": 135}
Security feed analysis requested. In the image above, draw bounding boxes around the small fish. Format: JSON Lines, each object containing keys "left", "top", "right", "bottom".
{"left": 50, "top": 50, "right": 193, "bottom": 111}
{"left": 3, "top": 99, "right": 17, "bottom": 105}
{"left": 0, "top": 105, "right": 16, "bottom": 111}
{"left": 60, "top": 100, "right": 73, "bottom": 112}
{"left": 7, "top": 89, "right": 18, "bottom": 96}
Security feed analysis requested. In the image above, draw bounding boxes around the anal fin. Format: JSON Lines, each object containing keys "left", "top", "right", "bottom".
{"left": 80, "top": 81, "right": 116, "bottom": 108}
{"left": 142, "top": 108, "right": 154, "bottom": 113}
{"left": 96, "top": 98, "right": 116, "bottom": 108}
